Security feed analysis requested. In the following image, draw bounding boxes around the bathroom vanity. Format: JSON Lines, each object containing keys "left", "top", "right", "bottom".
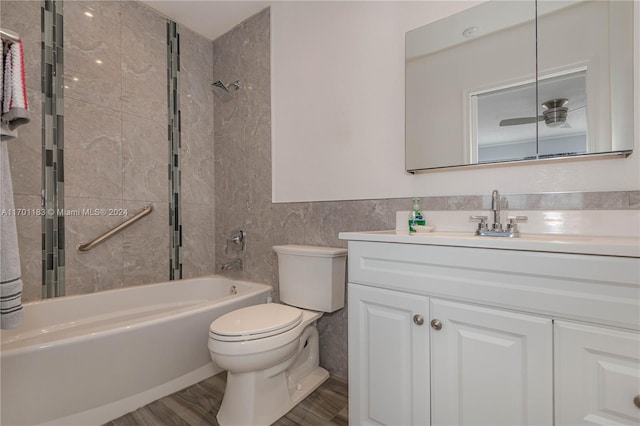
{"left": 339, "top": 231, "right": 640, "bottom": 425}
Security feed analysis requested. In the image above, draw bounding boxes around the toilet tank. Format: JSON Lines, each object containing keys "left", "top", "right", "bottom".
{"left": 273, "top": 245, "right": 347, "bottom": 313}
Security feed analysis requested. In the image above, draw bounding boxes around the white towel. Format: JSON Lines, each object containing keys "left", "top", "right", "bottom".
{"left": 2, "top": 39, "right": 30, "bottom": 130}
{"left": 0, "top": 38, "right": 26, "bottom": 329}
{"left": 0, "top": 140, "right": 24, "bottom": 329}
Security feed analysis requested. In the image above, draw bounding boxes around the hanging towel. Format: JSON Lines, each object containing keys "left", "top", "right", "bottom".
{"left": 2, "top": 39, "right": 30, "bottom": 130}
{"left": 0, "top": 140, "right": 24, "bottom": 329}
{"left": 0, "top": 41, "right": 17, "bottom": 141}
{"left": 0, "top": 38, "right": 27, "bottom": 329}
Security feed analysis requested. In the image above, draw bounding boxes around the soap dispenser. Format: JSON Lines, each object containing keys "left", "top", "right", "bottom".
{"left": 408, "top": 198, "right": 426, "bottom": 233}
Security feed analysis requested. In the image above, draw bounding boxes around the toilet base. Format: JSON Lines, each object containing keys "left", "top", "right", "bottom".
{"left": 216, "top": 366, "right": 329, "bottom": 426}
{"left": 288, "top": 366, "right": 330, "bottom": 409}
{"left": 216, "top": 325, "right": 328, "bottom": 426}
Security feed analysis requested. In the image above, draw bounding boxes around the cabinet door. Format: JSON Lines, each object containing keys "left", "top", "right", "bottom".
{"left": 555, "top": 321, "right": 640, "bottom": 425}
{"left": 430, "top": 299, "right": 553, "bottom": 425}
{"left": 348, "top": 283, "right": 430, "bottom": 425}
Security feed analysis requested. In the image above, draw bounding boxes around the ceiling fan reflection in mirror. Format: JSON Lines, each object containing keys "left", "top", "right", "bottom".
{"left": 499, "top": 98, "right": 585, "bottom": 128}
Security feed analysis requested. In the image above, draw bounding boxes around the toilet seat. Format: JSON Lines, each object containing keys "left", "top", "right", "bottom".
{"left": 209, "top": 304, "right": 303, "bottom": 342}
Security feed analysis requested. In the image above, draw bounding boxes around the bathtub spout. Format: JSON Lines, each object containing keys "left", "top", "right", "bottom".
{"left": 219, "top": 258, "right": 243, "bottom": 271}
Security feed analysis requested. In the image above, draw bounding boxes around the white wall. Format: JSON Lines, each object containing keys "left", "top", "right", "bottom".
{"left": 271, "top": 1, "right": 640, "bottom": 203}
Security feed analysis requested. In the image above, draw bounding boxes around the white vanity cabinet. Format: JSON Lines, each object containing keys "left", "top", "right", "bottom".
{"left": 349, "top": 285, "right": 553, "bottom": 426}
{"left": 342, "top": 234, "right": 640, "bottom": 426}
{"left": 555, "top": 321, "right": 640, "bottom": 425}
{"left": 430, "top": 299, "right": 552, "bottom": 426}
{"left": 348, "top": 283, "right": 430, "bottom": 425}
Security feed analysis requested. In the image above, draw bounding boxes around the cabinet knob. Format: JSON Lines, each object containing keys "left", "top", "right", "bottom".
{"left": 413, "top": 315, "right": 424, "bottom": 326}
{"left": 431, "top": 319, "right": 442, "bottom": 330}
{"left": 634, "top": 395, "right": 640, "bottom": 409}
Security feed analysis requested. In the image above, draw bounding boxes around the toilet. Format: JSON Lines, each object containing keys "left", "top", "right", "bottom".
{"left": 208, "top": 245, "right": 348, "bottom": 426}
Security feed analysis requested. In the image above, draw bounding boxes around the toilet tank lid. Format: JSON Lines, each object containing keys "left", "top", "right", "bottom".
{"left": 273, "top": 245, "right": 347, "bottom": 258}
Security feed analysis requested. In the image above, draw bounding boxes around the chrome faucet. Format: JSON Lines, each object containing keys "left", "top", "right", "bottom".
{"left": 470, "top": 190, "right": 527, "bottom": 237}
{"left": 491, "top": 189, "right": 501, "bottom": 231}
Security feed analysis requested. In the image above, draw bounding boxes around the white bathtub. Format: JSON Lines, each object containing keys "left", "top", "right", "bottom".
{"left": 0, "top": 275, "right": 272, "bottom": 426}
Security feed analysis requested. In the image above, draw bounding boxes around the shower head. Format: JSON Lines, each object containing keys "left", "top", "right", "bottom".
{"left": 212, "top": 80, "right": 240, "bottom": 102}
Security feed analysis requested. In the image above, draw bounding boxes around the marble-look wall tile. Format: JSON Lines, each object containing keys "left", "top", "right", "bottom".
{"left": 583, "top": 191, "right": 631, "bottom": 210}
{"left": 13, "top": 195, "right": 44, "bottom": 302}
{"left": 64, "top": 197, "right": 125, "bottom": 295}
{"left": 120, "top": 1, "right": 167, "bottom": 124}
{"left": 122, "top": 201, "right": 170, "bottom": 285}
{"left": 6, "top": 88, "right": 42, "bottom": 196}
{"left": 182, "top": 203, "right": 216, "bottom": 279}
{"left": 502, "top": 193, "right": 583, "bottom": 210}
{"left": 64, "top": 97, "right": 123, "bottom": 199}
{"left": 180, "top": 27, "right": 216, "bottom": 278}
{"left": 7, "top": 0, "right": 206, "bottom": 299}
{"left": 64, "top": 1, "right": 123, "bottom": 111}
{"left": 122, "top": 115, "right": 167, "bottom": 202}
{"left": 630, "top": 191, "right": 640, "bottom": 209}
{"left": 181, "top": 27, "right": 215, "bottom": 206}
{"left": 447, "top": 195, "right": 483, "bottom": 211}
{"left": 78, "top": 1, "right": 122, "bottom": 23}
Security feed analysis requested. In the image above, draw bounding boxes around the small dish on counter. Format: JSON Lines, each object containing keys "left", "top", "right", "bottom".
{"left": 413, "top": 225, "right": 434, "bottom": 233}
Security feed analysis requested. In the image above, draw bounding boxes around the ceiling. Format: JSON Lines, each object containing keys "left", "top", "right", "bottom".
{"left": 140, "top": 1, "right": 271, "bottom": 41}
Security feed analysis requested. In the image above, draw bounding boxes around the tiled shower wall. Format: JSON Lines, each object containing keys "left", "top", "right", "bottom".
{"left": 2, "top": 1, "right": 215, "bottom": 302}
{"left": 63, "top": 1, "right": 173, "bottom": 295}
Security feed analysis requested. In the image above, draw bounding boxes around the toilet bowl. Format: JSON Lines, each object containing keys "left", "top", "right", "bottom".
{"left": 208, "top": 245, "right": 347, "bottom": 426}
{"left": 208, "top": 304, "right": 326, "bottom": 425}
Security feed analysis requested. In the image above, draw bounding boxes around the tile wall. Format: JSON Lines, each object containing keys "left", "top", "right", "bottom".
{"left": 2, "top": 0, "right": 216, "bottom": 301}
{"left": 180, "top": 25, "right": 216, "bottom": 278}
{"left": 62, "top": 1, "right": 170, "bottom": 295}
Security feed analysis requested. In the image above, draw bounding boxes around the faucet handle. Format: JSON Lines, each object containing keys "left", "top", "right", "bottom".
{"left": 506, "top": 216, "right": 528, "bottom": 234}
{"left": 507, "top": 216, "right": 528, "bottom": 223}
{"left": 470, "top": 215, "right": 489, "bottom": 234}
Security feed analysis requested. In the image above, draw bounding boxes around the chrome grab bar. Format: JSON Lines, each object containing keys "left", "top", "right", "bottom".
{"left": 77, "top": 205, "right": 153, "bottom": 252}
{"left": 1, "top": 28, "right": 21, "bottom": 43}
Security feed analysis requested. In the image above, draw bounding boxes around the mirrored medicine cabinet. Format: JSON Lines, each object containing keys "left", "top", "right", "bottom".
{"left": 405, "top": 0, "right": 635, "bottom": 172}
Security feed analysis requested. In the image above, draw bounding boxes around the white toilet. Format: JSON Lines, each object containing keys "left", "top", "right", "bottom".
{"left": 208, "top": 245, "right": 348, "bottom": 426}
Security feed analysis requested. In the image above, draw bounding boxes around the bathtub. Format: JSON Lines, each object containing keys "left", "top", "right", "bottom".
{"left": 0, "top": 275, "right": 272, "bottom": 426}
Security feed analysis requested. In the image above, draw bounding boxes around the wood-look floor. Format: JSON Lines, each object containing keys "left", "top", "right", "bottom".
{"left": 105, "top": 371, "right": 348, "bottom": 426}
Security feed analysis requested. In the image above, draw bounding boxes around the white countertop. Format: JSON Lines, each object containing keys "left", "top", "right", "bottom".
{"left": 339, "top": 230, "right": 640, "bottom": 258}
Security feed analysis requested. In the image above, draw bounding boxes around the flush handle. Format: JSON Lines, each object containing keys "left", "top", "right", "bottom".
{"left": 634, "top": 395, "right": 640, "bottom": 409}
{"left": 413, "top": 315, "right": 424, "bottom": 326}
{"left": 431, "top": 319, "right": 442, "bottom": 330}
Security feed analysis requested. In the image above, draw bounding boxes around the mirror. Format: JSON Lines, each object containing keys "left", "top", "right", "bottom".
{"left": 405, "top": 0, "right": 634, "bottom": 172}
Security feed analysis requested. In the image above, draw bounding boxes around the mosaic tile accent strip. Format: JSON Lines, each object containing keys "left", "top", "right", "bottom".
{"left": 167, "top": 21, "right": 182, "bottom": 280}
{"left": 41, "top": 0, "right": 65, "bottom": 298}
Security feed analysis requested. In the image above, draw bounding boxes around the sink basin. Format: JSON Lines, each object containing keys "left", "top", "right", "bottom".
{"left": 338, "top": 230, "right": 640, "bottom": 257}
